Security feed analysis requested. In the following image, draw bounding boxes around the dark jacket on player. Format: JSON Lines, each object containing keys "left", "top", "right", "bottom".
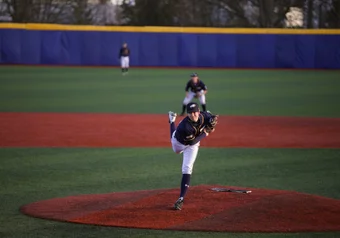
{"left": 175, "top": 111, "right": 212, "bottom": 146}
{"left": 185, "top": 80, "right": 207, "bottom": 93}
{"left": 119, "top": 47, "right": 130, "bottom": 58}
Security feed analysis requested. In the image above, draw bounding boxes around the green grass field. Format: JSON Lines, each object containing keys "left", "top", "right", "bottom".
{"left": 0, "top": 66, "right": 340, "bottom": 238}
{"left": 1, "top": 67, "right": 340, "bottom": 116}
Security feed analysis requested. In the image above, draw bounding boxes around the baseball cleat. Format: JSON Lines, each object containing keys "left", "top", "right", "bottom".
{"left": 174, "top": 197, "right": 184, "bottom": 210}
{"left": 168, "top": 111, "right": 177, "bottom": 123}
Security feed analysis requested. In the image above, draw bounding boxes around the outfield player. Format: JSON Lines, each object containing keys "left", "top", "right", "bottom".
{"left": 118, "top": 43, "right": 130, "bottom": 75}
{"left": 168, "top": 103, "right": 218, "bottom": 210}
{"left": 180, "top": 73, "right": 208, "bottom": 116}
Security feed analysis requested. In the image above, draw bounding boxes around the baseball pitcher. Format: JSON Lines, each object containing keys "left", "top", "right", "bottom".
{"left": 168, "top": 103, "right": 218, "bottom": 210}
{"left": 119, "top": 42, "right": 130, "bottom": 75}
{"left": 180, "top": 73, "right": 208, "bottom": 116}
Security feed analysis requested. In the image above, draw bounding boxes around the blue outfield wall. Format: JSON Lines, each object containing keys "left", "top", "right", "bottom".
{"left": 0, "top": 28, "right": 340, "bottom": 69}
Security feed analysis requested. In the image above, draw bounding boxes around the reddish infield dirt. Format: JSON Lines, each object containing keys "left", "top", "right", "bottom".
{"left": 20, "top": 185, "right": 340, "bottom": 232}
{"left": 1, "top": 112, "right": 340, "bottom": 148}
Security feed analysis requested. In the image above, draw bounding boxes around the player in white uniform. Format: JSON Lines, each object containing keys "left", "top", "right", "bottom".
{"left": 180, "top": 73, "right": 208, "bottom": 116}
{"left": 119, "top": 43, "right": 130, "bottom": 75}
{"left": 168, "top": 103, "right": 218, "bottom": 210}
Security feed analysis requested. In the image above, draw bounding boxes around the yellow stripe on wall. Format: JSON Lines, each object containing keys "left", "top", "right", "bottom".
{"left": 1, "top": 23, "right": 340, "bottom": 34}
{"left": 0, "top": 23, "right": 27, "bottom": 29}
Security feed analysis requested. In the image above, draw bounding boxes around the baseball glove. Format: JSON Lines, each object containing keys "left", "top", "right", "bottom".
{"left": 195, "top": 91, "right": 204, "bottom": 98}
{"left": 205, "top": 112, "right": 218, "bottom": 133}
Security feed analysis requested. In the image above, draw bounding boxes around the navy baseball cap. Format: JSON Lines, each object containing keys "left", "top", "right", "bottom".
{"left": 187, "top": 102, "right": 200, "bottom": 113}
{"left": 190, "top": 73, "right": 198, "bottom": 77}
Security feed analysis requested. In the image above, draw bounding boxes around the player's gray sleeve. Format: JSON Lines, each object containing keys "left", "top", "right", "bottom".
{"left": 187, "top": 133, "right": 207, "bottom": 145}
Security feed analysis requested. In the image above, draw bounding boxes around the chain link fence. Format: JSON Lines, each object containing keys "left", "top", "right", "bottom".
{"left": 0, "top": 0, "right": 339, "bottom": 28}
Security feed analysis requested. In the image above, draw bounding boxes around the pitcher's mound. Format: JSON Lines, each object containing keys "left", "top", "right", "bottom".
{"left": 20, "top": 185, "right": 340, "bottom": 232}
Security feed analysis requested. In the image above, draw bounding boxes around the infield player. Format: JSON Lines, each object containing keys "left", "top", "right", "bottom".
{"left": 180, "top": 73, "right": 208, "bottom": 116}
{"left": 118, "top": 42, "right": 130, "bottom": 75}
{"left": 168, "top": 103, "right": 218, "bottom": 210}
